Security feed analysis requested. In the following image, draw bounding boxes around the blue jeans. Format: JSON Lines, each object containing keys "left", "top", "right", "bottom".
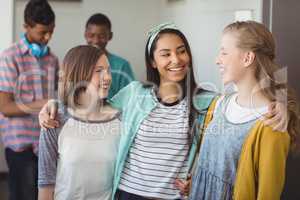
{"left": 5, "top": 148, "right": 38, "bottom": 200}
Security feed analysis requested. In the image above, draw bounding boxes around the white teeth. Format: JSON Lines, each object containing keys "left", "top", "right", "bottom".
{"left": 168, "top": 68, "right": 183, "bottom": 71}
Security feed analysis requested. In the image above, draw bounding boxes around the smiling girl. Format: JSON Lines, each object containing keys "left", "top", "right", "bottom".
{"left": 38, "top": 45, "right": 121, "bottom": 200}
{"left": 189, "top": 21, "right": 299, "bottom": 200}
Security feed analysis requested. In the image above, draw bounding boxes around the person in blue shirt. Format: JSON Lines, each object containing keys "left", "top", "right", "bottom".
{"left": 84, "top": 13, "right": 135, "bottom": 99}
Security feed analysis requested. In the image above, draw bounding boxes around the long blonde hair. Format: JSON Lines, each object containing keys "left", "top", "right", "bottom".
{"left": 223, "top": 21, "right": 300, "bottom": 150}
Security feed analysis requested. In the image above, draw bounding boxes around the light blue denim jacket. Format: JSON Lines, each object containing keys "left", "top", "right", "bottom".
{"left": 109, "top": 81, "right": 217, "bottom": 199}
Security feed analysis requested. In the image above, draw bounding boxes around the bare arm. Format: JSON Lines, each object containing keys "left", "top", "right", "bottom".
{"left": 38, "top": 186, "right": 54, "bottom": 200}
{"left": 0, "top": 91, "right": 48, "bottom": 117}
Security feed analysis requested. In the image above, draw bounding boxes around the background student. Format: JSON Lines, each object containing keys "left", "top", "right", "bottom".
{"left": 0, "top": 0, "right": 58, "bottom": 199}
{"left": 84, "top": 13, "right": 135, "bottom": 99}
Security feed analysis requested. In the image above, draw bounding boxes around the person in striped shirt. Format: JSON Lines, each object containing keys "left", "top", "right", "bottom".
{"left": 38, "top": 23, "right": 289, "bottom": 200}
{"left": 0, "top": 0, "right": 58, "bottom": 200}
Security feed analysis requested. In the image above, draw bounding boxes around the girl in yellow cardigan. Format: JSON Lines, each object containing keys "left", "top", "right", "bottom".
{"left": 188, "top": 21, "right": 300, "bottom": 200}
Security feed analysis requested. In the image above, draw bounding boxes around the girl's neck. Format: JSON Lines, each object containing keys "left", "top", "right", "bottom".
{"left": 72, "top": 92, "right": 108, "bottom": 117}
{"left": 235, "top": 75, "right": 270, "bottom": 108}
{"left": 158, "top": 81, "right": 183, "bottom": 104}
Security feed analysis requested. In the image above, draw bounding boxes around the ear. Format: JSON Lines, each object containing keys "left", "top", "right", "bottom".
{"left": 243, "top": 51, "right": 256, "bottom": 67}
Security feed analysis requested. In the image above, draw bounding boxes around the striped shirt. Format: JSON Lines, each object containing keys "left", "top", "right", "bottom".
{"left": 0, "top": 37, "right": 58, "bottom": 154}
{"left": 119, "top": 91, "right": 189, "bottom": 199}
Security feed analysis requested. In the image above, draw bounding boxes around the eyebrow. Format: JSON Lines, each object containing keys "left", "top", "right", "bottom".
{"left": 38, "top": 30, "right": 50, "bottom": 34}
{"left": 158, "top": 44, "right": 186, "bottom": 52}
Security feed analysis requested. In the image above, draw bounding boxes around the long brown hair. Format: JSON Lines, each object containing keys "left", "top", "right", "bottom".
{"left": 223, "top": 21, "right": 300, "bottom": 150}
{"left": 59, "top": 45, "right": 105, "bottom": 108}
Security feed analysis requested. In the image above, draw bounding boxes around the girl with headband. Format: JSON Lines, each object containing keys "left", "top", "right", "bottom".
{"left": 39, "top": 22, "right": 290, "bottom": 200}
{"left": 112, "top": 22, "right": 200, "bottom": 199}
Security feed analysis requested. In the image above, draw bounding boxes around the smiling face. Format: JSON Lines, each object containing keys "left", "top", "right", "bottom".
{"left": 87, "top": 54, "right": 112, "bottom": 99}
{"left": 84, "top": 24, "right": 112, "bottom": 50}
{"left": 215, "top": 32, "right": 248, "bottom": 85}
{"left": 152, "top": 33, "right": 190, "bottom": 85}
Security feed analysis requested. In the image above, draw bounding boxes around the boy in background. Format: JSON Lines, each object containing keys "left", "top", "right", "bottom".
{"left": 0, "top": 0, "right": 58, "bottom": 199}
{"left": 84, "top": 13, "right": 135, "bottom": 98}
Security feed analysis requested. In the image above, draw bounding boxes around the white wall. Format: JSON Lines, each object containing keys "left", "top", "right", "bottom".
{"left": 160, "top": 0, "right": 262, "bottom": 92}
{"left": 0, "top": 0, "right": 14, "bottom": 172}
{"left": 0, "top": 0, "right": 14, "bottom": 51}
{"left": 14, "top": 0, "right": 264, "bottom": 90}
{"left": 14, "top": 0, "right": 164, "bottom": 81}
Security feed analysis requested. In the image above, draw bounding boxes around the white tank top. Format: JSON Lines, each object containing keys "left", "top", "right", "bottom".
{"left": 54, "top": 115, "right": 121, "bottom": 200}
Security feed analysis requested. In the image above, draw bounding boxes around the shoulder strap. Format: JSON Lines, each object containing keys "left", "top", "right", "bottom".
{"left": 202, "top": 97, "right": 218, "bottom": 131}
{"left": 188, "top": 91, "right": 219, "bottom": 174}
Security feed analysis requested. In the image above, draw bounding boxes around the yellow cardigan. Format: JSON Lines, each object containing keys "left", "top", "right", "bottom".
{"left": 203, "top": 98, "right": 290, "bottom": 200}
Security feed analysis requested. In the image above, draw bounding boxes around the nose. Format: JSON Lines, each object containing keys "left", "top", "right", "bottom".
{"left": 100, "top": 69, "right": 112, "bottom": 83}
{"left": 171, "top": 53, "right": 180, "bottom": 64}
{"left": 104, "top": 71, "right": 111, "bottom": 82}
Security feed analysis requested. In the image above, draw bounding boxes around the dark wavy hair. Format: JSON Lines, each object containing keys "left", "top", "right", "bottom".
{"left": 24, "top": 0, "right": 55, "bottom": 27}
